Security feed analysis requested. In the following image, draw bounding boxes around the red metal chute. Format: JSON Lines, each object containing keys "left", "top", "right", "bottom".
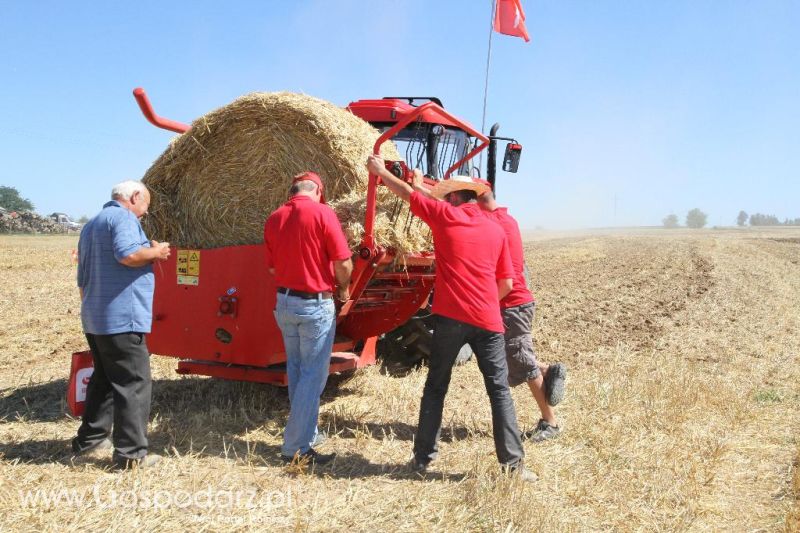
{"left": 133, "top": 88, "right": 190, "bottom": 134}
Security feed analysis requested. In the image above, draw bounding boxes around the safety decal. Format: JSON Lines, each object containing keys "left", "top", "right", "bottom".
{"left": 176, "top": 249, "right": 200, "bottom": 285}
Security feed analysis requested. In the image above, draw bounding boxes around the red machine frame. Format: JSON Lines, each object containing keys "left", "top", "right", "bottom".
{"left": 132, "top": 88, "right": 488, "bottom": 385}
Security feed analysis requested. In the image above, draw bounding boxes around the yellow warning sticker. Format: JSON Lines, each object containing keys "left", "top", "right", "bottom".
{"left": 187, "top": 250, "right": 200, "bottom": 276}
{"left": 177, "top": 250, "right": 189, "bottom": 275}
{"left": 176, "top": 250, "right": 200, "bottom": 285}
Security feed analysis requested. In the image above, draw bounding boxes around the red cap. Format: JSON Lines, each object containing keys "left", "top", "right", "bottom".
{"left": 473, "top": 178, "right": 493, "bottom": 196}
{"left": 292, "top": 171, "right": 326, "bottom": 203}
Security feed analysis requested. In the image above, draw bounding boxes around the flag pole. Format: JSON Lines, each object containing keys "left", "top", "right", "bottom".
{"left": 479, "top": 0, "right": 496, "bottom": 172}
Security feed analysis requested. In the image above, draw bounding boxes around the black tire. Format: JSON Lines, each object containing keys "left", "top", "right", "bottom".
{"left": 377, "top": 311, "right": 473, "bottom": 371}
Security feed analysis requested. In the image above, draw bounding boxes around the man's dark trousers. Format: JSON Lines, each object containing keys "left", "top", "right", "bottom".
{"left": 413, "top": 315, "right": 525, "bottom": 467}
{"left": 73, "top": 332, "right": 151, "bottom": 462}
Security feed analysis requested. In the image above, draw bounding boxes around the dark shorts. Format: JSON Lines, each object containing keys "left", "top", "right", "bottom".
{"left": 502, "top": 302, "right": 540, "bottom": 387}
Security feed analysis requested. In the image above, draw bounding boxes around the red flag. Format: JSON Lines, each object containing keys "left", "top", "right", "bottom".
{"left": 493, "top": 0, "right": 530, "bottom": 42}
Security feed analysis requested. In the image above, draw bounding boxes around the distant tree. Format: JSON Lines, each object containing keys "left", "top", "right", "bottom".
{"left": 749, "top": 213, "right": 780, "bottom": 226}
{"left": 662, "top": 214, "right": 679, "bottom": 228}
{"left": 686, "top": 208, "right": 707, "bottom": 229}
{"left": 77, "top": 215, "right": 89, "bottom": 223}
{"left": 736, "top": 210, "right": 748, "bottom": 227}
{"left": 0, "top": 186, "right": 34, "bottom": 212}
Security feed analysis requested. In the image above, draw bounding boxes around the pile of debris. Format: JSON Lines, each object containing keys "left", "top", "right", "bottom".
{"left": 0, "top": 210, "right": 68, "bottom": 234}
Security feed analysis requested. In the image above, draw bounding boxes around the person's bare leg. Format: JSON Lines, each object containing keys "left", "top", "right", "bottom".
{"left": 527, "top": 375, "right": 556, "bottom": 426}
{"left": 538, "top": 362, "right": 549, "bottom": 377}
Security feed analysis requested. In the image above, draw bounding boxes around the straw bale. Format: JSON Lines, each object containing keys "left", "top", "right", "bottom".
{"left": 141, "top": 92, "right": 429, "bottom": 253}
{"left": 329, "top": 189, "right": 431, "bottom": 252}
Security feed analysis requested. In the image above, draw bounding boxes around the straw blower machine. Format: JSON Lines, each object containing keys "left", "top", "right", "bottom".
{"left": 131, "top": 88, "right": 522, "bottom": 385}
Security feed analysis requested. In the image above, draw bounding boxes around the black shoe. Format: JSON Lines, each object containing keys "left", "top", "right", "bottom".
{"left": 281, "top": 448, "right": 336, "bottom": 466}
{"left": 544, "top": 362, "right": 567, "bottom": 406}
{"left": 523, "top": 419, "right": 561, "bottom": 442}
{"left": 71, "top": 437, "right": 112, "bottom": 460}
{"left": 409, "top": 457, "right": 429, "bottom": 474}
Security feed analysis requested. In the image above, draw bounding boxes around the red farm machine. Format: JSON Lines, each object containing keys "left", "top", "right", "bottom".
{"left": 132, "top": 88, "right": 522, "bottom": 385}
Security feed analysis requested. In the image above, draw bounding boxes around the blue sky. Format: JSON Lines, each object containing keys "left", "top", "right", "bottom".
{"left": 1, "top": 0, "right": 798, "bottom": 228}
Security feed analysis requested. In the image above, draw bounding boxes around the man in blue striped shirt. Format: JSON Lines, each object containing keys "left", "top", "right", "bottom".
{"left": 72, "top": 180, "right": 170, "bottom": 469}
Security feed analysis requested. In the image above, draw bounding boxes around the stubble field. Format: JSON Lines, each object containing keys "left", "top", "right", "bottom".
{"left": 0, "top": 229, "right": 798, "bottom": 531}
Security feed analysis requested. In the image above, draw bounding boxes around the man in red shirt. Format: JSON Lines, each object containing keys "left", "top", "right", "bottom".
{"left": 366, "top": 155, "right": 535, "bottom": 481}
{"left": 474, "top": 178, "right": 566, "bottom": 442}
{"left": 264, "top": 171, "right": 353, "bottom": 465}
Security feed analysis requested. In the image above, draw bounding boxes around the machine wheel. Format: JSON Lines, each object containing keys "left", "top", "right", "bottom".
{"left": 377, "top": 311, "right": 473, "bottom": 371}
{"left": 455, "top": 343, "right": 474, "bottom": 365}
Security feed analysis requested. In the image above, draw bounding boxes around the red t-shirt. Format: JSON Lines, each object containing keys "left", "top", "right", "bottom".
{"left": 264, "top": 195, "right": 351, "bottom": 293}
{"left": 409, "top": 192, "right": 514, "bottom": 333}
{"left": 485, "top": 207, "right": 535, "bottom": 309}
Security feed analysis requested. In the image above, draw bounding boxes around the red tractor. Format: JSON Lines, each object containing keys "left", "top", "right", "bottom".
{"left": 132, "top": 88, "right": 522, "bottom": 384}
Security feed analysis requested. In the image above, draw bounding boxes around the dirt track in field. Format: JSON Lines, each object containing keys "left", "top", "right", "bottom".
{"left": 529, "top": 236, "right": 715, "bottom": 357}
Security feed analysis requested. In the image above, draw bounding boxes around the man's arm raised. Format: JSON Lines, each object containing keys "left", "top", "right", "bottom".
{"left": 411, "top": 169, "right": 436, "bottom": 200}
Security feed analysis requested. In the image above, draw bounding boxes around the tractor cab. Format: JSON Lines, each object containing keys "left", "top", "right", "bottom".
{"left": 347, "top": 96, "right": 522, "bottom": 192}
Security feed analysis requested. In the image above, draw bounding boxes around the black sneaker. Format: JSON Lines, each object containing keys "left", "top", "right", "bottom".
{"left": 281, "top": 448, "right": 336, "bottom": 466}
{"left": 544, "top": 362, "right": 567, "bottom": 406}
{"left": 524, "top": 419, "right": 561, "bottom": 442}
{"left": 71, "top": 437, "right": 112, "bottom": 460}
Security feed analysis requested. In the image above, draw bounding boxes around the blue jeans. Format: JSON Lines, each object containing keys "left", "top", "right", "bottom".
{"left": 274, "top": 292, "right": 336, "bottom": 457}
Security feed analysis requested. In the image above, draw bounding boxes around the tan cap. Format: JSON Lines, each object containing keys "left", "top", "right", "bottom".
{"left": 430, "top": 175, "right": 491, "bottom": 200}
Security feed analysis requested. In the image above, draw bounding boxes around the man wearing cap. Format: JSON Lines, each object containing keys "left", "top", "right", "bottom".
{"left": 472, "top": 178, "right": 566, "bottom": 442}
{"left": 366, "top": 155, "right": 534, "bottom": 481}
{"left": 264, "top": 171, "right": 353, "bottom": 465}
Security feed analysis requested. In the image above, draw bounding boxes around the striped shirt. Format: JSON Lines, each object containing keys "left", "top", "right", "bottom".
{"left": 77, "top": 201, "right": 154, "bottom": 334}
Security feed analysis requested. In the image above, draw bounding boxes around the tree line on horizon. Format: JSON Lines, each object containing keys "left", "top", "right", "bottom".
{"left": 662, "top": 209, "right": 707, "bottom": 229}
{"left": 662, "top": 208, "right": 800, "bottom": 229}
{"left": 5, "top": 184, "right": 798, "bottom": 231}
{"left": 738, "top": 211, "right": 800, "bottom": 227}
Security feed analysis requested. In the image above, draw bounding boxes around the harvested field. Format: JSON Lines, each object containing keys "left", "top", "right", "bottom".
{"left": 0, "top": 228, "right": 798, "bottom": 531}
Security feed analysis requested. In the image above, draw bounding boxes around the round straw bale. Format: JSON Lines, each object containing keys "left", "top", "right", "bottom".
{"left": 141, "top": 92, "right": 429, "bottom": 253}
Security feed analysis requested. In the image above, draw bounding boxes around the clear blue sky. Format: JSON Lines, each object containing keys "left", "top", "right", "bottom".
{"left": 1, "top": 0, "right": 798, "bottom": 228}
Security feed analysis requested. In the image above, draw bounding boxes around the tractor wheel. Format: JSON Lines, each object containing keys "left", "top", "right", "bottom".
{"left": 377, "top": 312, "right": 473, "bottom": 371}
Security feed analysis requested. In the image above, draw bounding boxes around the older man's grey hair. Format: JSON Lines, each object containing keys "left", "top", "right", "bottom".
{"left": 289, "top": 180, "right": 318, "bottom": 196}
{"left": 111, "top": 180, "right": 148, "bottom": 201}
